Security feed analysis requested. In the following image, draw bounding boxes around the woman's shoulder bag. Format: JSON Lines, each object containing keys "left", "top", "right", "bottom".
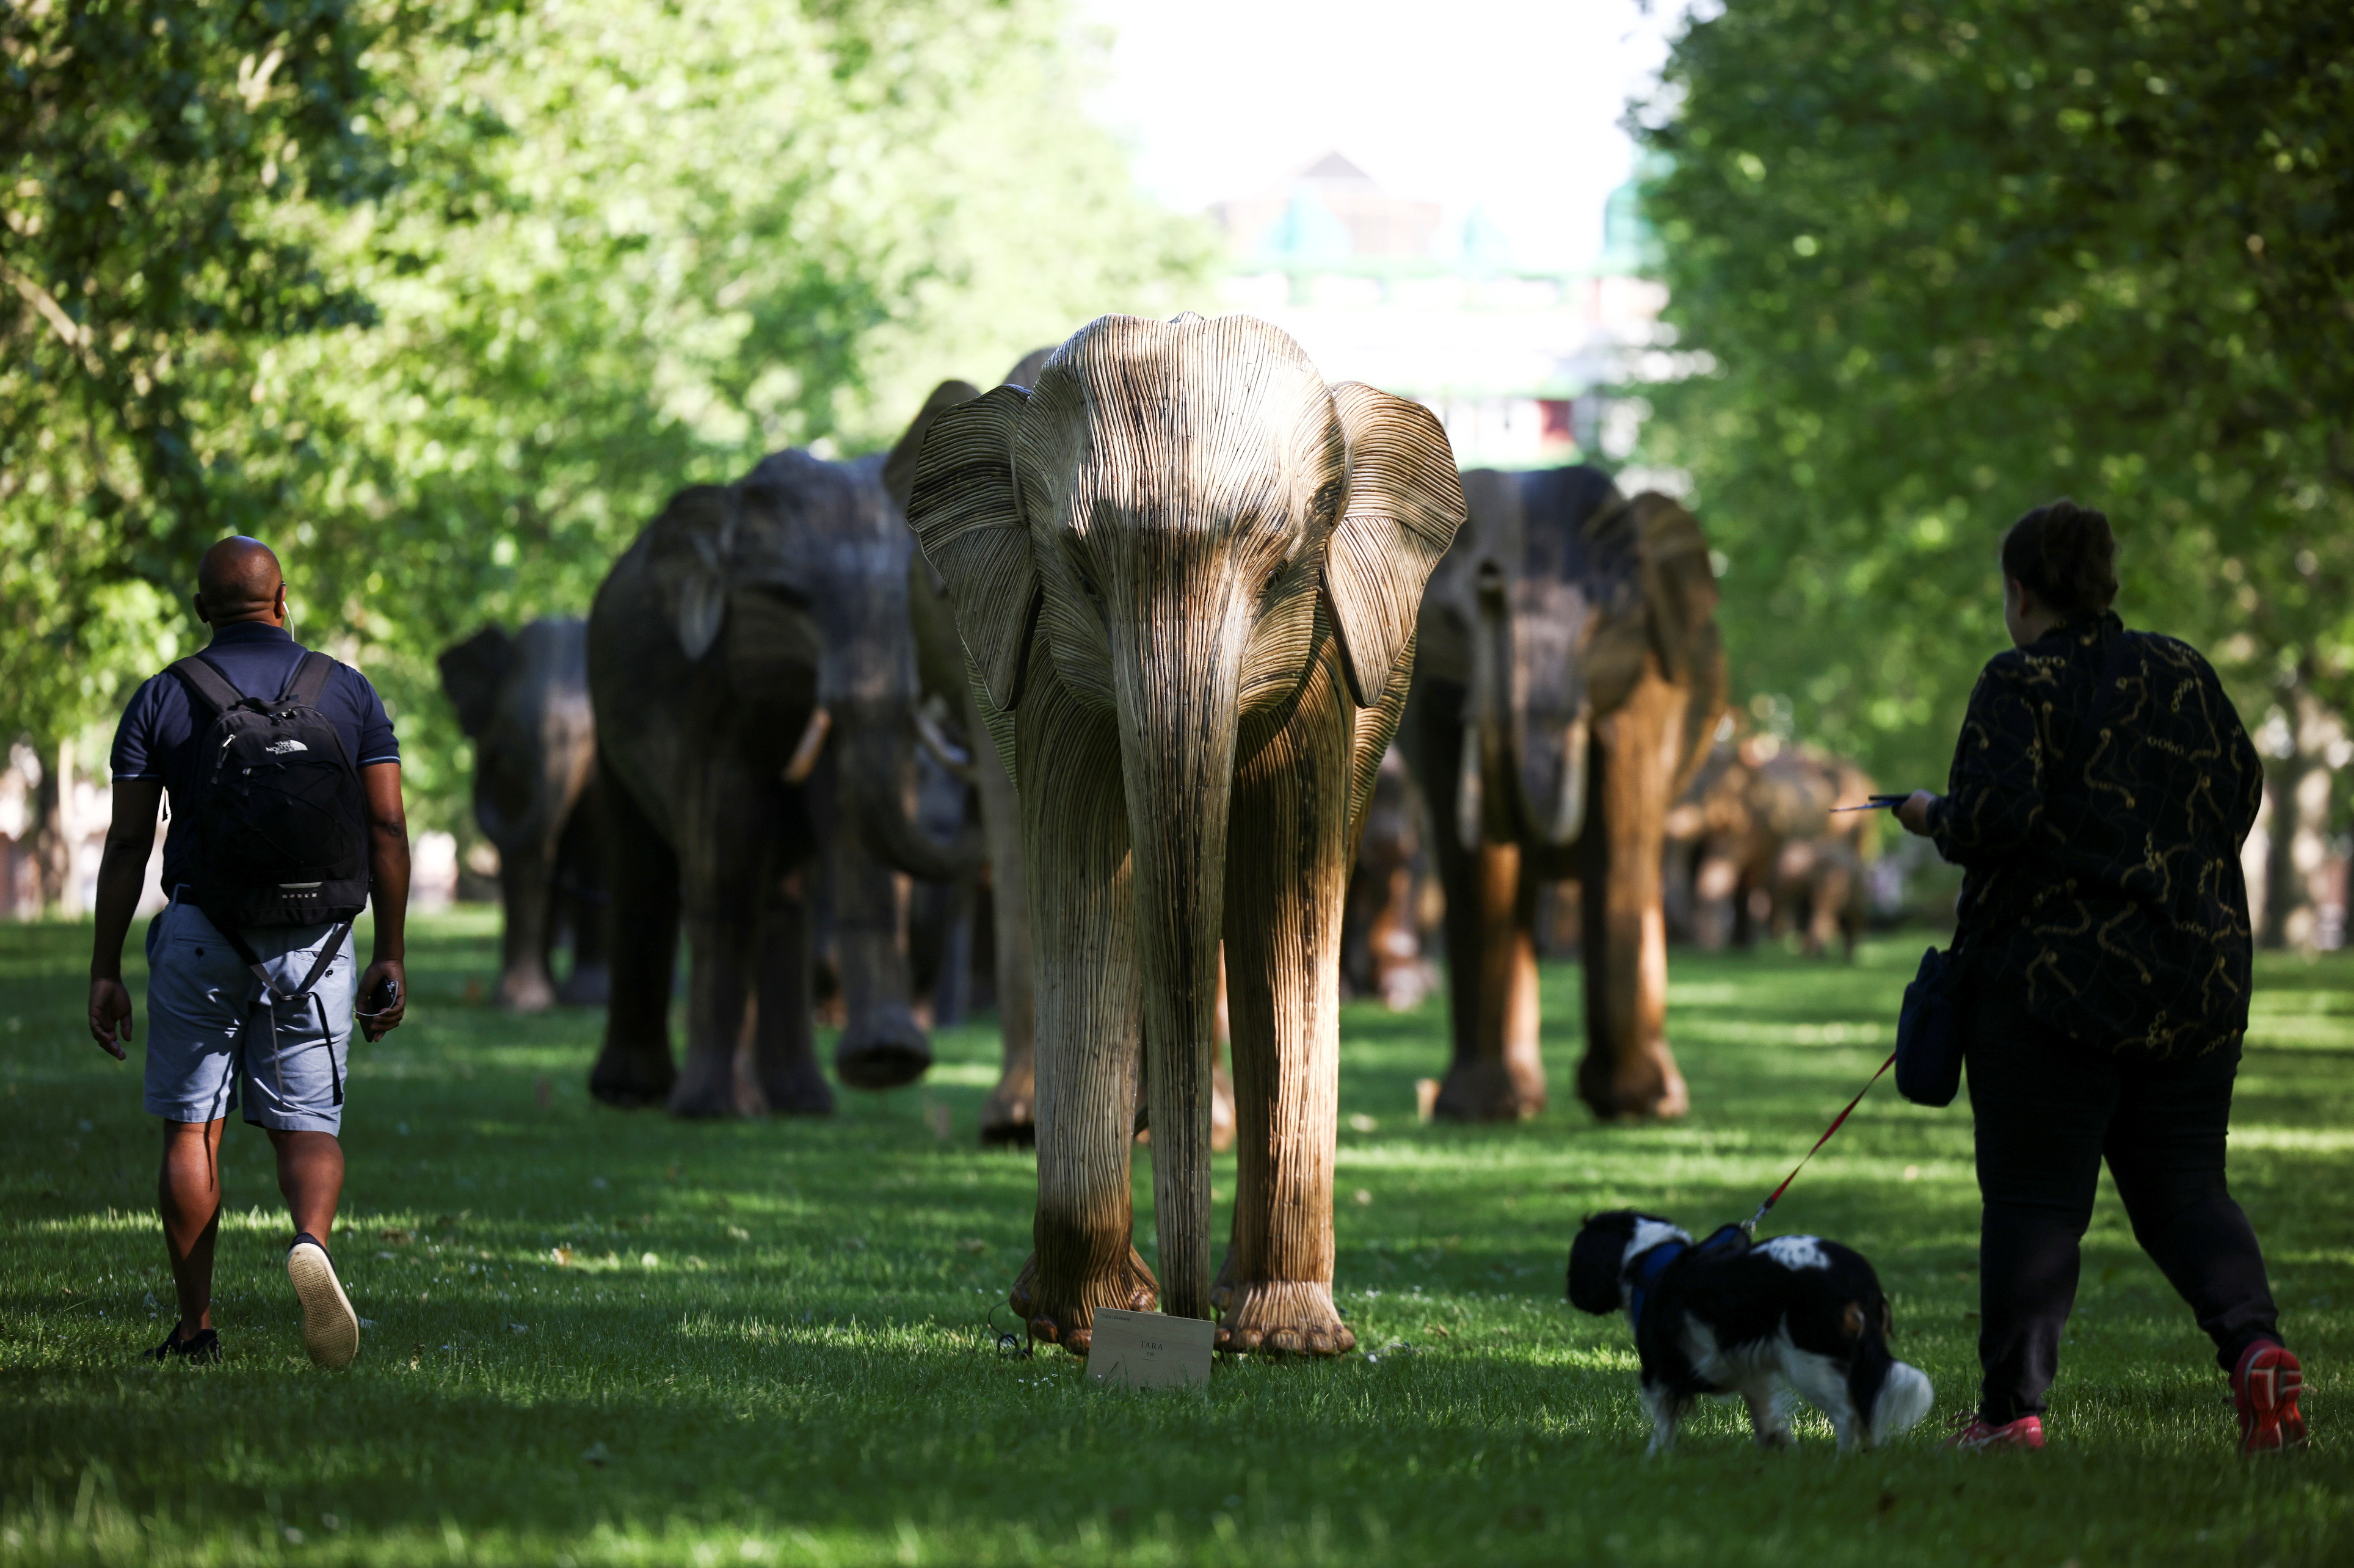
{"left": 1895, "top": 945, "right": 1963, "bottom": 1106}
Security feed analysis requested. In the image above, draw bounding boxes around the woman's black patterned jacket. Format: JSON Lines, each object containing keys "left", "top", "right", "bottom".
{"left": 1928, "top": 611, "right": 2264, "bottom": 1057}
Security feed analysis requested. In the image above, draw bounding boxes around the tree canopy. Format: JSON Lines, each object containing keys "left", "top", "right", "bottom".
{"left": 1634, "top": 0, "right": 2353, "bottom": 794}
{"left": 4, "top": 0, "right": 1209, "bottom": 820}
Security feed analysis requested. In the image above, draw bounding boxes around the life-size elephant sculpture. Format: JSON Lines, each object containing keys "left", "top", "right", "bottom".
{"left": 1403, "top": 466, "right": 1726, "bottom": 1123}
{"left": 1339, "top": 747, "right": 1438, "bottom": 1011}
{"left": 586, "top": 390, "right": 976, "bottom": 1117}
{"left": 909, "top": 313, "right": 1462, "bottom": 1352}
{"left": 1665, "top": 738, "right": 1878, "bottom": 958}
{"left": 906, "top": 352, "right": 1049, "bottom": 1145}
{"left": 437, "top": 619, "right": 609, "bottom": 1012}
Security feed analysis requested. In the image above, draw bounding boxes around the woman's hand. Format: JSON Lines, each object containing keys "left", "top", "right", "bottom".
{"left": 1896, "top": 790, "right": 1939, "bottom": 837}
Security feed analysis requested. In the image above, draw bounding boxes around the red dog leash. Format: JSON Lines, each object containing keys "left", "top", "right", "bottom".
{"left": 1741, "top": 1051, "right": 1897, "bottom": 1236}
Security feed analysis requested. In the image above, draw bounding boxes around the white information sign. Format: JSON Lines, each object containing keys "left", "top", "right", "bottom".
{"left": 1084, "top": 1308, "right": 1215, "bottom": 1390}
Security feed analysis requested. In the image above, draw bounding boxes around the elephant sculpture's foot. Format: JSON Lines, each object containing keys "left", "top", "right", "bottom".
{"left": 756, "top": 1056, "right": 835, "bottom": 1117}
{"left": 1008, "top": 1246, "right": 1159, "bottom": 1356}
{"left": 978, "top": 1078, "right": 1035, "bottom": 1147}
{"left": 1210, "top": 1275, "right": 1356, "bottom": 1357}
{"left": 1431, "top": 1057, "right": 1544, "bottom": 1122}
{"left": 556, "top": 962, "right": 611, "bottom": 1007}
{"left": 587, "top": 1044, "right": 676, "bottom": 1109}
{"left": 666, "top": 1048, "right": 743, "bottom": 1119}
{"left": 496, "top": 969, "right": 557, "bottom": 1014}
{"left": 1575, "top": 1045, "right": 1690, "bottom": 1122}
{"left": 834, "top": 1013, "right": 934, "bottom": 1092}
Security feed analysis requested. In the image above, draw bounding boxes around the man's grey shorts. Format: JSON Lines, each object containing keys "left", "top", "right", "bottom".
{"left": 143, "top": 899, "right": 357, "bottom": 1134}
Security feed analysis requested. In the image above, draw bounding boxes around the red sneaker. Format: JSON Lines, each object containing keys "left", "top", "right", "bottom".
{"left": 1948, "top": 1413, "right": 2045, "bottom": 1450}
{"left": 2233, "top": 1342, "right": 2306, "bottom": 1454}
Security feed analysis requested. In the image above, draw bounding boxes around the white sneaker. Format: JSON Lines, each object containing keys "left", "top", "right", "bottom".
{"left": 287, "top": 1234, "right": 360, "bottom": 1369}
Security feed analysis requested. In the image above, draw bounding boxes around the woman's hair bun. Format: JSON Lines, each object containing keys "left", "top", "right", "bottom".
{"left": 2001, "top": 498, "right": 2117, "bottom": 616}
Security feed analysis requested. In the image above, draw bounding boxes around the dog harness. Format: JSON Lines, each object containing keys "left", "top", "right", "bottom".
{"left": 1626, "top": 1223, "right": 1750, "bottom": 1329}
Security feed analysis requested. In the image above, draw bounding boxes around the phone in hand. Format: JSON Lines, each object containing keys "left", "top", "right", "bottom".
{"left": 359, "top": 975, "right": 400, "bottom": 1022}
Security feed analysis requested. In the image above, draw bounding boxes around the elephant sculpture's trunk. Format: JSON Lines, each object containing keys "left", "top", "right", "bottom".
{"left": 850, "top": 716, "right": 983, "bottom": 884}
{"left": 1113, "top": 586, "right": 1244, "bottom": 1323}
{"left": 825, "top": 717, "right": 948, "bottom": 1091}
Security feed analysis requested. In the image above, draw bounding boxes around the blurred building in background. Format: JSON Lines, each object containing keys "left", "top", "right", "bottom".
{"left": 1211, "top": 151, "right": 1682, "bottom": 473}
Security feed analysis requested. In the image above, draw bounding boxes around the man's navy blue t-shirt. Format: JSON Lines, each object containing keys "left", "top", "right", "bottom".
{"left": 111, "top": 622, "right": 401, "bottom": 893}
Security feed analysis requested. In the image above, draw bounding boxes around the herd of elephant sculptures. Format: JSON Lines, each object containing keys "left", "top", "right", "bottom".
{"left": 435, "top": 314, "right": 1886, "bottom": 1355}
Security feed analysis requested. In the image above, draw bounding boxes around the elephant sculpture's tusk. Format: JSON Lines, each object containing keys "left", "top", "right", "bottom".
{"left": 782, "top": 705, "right": 832, "bottom": 785}
{"left": 912, "top": 702, "right": 977, "bottom": 783}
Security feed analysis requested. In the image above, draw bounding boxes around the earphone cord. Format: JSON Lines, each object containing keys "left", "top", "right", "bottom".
{"left": 1740, "top": 1051, "right": 1897, "bottom": 1237}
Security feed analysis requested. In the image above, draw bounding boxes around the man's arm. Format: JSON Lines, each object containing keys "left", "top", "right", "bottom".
{"left": 356, "top": 762, "right": 410, "bottom": 1041}
{"left": 87, "top": 779, "right": 165, "bottom": 1058}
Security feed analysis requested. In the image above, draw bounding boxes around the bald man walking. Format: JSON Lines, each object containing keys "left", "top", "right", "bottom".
{"left": 88, "top": 537, "right": 410, "bottom": 1369}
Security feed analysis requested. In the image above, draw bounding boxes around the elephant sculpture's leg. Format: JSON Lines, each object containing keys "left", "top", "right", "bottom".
{"left": 588, "top": 769, "right": 681, "bottom": 1109}
{"left": 745, "top": 868, "right": 830, "bottom": 1114}
{"left": 1008, "top": 663, "right": 1155, "bottom": 1353}
{"left": 669, "top": 760, "right": 771, "bottom": 1118}
{"left": 493, "top": 841, "right": 558, "bottom": 1013}
{"left": 554, "top": 782, "right": 612, "bottom": 1006}
{"left": 1214, "top": 651, "right": 1370, "bottom": 1356}
{"left": 1498, "top": 865, "right": 1546, "bottom": 1110}
{"left": 1575, "top": 673, "right": 1691, "bottom": 1121}
{"left": 1412, "top": 678, "right": 1544, "bottom": 1120}
{"left": 970, "top": 702, "right": 1038, "bottom": 1147}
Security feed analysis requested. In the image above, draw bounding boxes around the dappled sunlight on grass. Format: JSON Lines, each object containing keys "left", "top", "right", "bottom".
{"left": 2, "top": 920, "right": 2348, "bottom": 1565}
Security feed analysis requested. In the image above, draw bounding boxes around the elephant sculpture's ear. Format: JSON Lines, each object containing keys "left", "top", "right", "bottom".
{"left": 1629, "top": 492, "right": 1729, "bottom": 794}
{"left": 881, "top": 379, "right": 983, "bottom": 514}
{"left": 645, "top": 485, "right": 738, "bottom": 662}
{"left": 436, "top": 625, "right": 513, "bottom": 739}
{"left": 907, "top": 382, "right": 1042, "bottom": 711}
{"left": 1323, "top": 383, "right": 1467, "bottom": 707}
{"left": 1629, "top": 493, "right": 1719, "bottom": 684}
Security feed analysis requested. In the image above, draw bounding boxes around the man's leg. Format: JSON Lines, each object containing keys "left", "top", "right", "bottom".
{"left": 266, "top": 1128, "right": 344, "bottom": 1246}
{"left": 159, "top": 1118, "right": 226, "bottom": 1335}
{"left": 1967, "top": 996, "right": 2116, "bottom": 1425}
{"left": 244, "top": 922, "right": 362, "bottom": 1368}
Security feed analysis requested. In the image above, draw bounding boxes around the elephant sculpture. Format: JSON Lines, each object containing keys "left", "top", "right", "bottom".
{"left": 437, "top": 619, "right": 609, "bottom": 1011}
{"left": 1403, "top": 465, "right": 1726, "bottom": 1123}
{"left": 586, "top": 390, "right": 977, "bottom": 1117}
{"left": 1665, "top": 738, "right": 1878, "bottom": 957}
{"left": 907, "top": 368, "right": 1041, "bottom": 1145}
{"left": 1339, "top": 747, "right": 1438, "bottom": 1011}
{"left": 909, "top": 313, "right": 1463, "bottom": 1352}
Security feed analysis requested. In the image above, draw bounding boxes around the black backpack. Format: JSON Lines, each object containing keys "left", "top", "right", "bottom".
{"left": 171, "top": 652, "right": 372, "bottom": 932}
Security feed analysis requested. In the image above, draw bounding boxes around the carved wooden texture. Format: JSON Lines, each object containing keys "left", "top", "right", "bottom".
{"left": 909, "top": 313, "right": 1461, "bottom": 1347}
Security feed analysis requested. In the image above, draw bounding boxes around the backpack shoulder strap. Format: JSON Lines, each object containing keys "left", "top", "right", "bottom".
{"left": 169, "top": 656, "right": 245, "bottom": 718}
{"left": 280, "top": 650, "right": 338, "bottom": 709}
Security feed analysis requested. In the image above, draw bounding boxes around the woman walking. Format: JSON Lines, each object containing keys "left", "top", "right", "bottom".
{"left": 1896, "top": 499, "right": 2305, "bottom": 1453}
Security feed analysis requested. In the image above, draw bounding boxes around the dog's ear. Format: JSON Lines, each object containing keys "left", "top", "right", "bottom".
{"left": 1566, "top": 1222, "right": 1629, "bottom": 1316}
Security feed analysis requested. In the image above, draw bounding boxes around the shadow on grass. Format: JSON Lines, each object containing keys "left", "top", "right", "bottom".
{"left": 2, "top": 917, "right": 2348, "bottom": 1566}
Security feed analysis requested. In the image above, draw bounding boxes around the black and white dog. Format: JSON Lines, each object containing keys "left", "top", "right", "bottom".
{"left": 1568, "top": 1211, "right": 1934, "bottom": 1454}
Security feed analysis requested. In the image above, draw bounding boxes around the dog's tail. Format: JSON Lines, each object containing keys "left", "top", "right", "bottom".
{"left": 1848, "top": 1326, "right": 1934, "bottom": 1443}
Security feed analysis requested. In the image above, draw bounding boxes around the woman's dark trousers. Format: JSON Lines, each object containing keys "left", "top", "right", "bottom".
{"left": 1966, "top": 992, "right": 2282, "bottom": 1424}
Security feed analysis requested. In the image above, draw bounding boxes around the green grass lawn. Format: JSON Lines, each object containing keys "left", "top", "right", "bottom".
{"left": 4, "top": 912, "right": 2349, "bottom": 1566}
